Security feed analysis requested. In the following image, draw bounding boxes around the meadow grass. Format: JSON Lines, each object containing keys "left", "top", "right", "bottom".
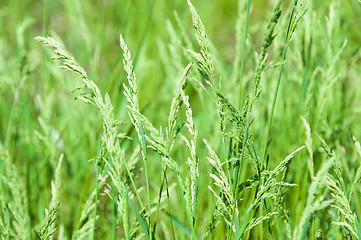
{"left": 1, "top": 0, "right": 361, "bottom": 239}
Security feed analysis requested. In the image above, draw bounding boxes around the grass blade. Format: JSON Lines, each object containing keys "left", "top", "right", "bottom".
{"left": 127, "top": 188, "right": 150, "bottom": 240}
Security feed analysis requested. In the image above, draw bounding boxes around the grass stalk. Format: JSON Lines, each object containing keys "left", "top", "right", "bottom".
{"left": 173, "top": 170, "right": 197, "bottom": 239}
{"left": 227, "top": 126, "right": 249, "bottom": 239}
{"left": 238, "top": 0, "right": 251, "bottom": 109}
{"left": 139, "top": 122, "right": 152, "bottom": 238}
{"left": 91, "top": 160, "right": 100, "bottom": 240}
{"left": 261, "top": 4, "right": 296, "bottom": 168}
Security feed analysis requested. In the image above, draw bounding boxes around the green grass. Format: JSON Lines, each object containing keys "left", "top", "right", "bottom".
{"left": 1, "top": 0, "right": 361, "bottom": 239}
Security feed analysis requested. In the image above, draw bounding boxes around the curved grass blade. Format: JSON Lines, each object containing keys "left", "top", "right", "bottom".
{"left": 165, "top": 212, "right": 200, "bottom": 240}
{"left": 126, "top": 187, "right": 150, "bottom": 240}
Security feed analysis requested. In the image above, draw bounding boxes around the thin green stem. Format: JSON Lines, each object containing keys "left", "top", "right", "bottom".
{"left": 152, "top": 169, "right": 166, "bottom": 236}
{"left": 261, "top": 5, "right": 296, "bottom": 169}
{"left": 91, "top": 159, "right": 100, "bottom": 240}
{"left": 164, "top": 172, "right": 176, "bottom": 240}
{"left": 125, "top": 163, "right": 144, "bottom": 209}
{"left": 173, "top": 170, "right": 196, "bottom": 239}
{"left": 192, "top": 165, "right": 198, "bottom": 232}
{"left": 124, "top": 190, "right": 130, "bottom": 240}
{"left": 4, "top": 95, "right": 17, "bottom": 150}
{"left": 223, "top": 135, "right": 234, "bottom": 194}
{"left": 112, "top": 201, "right": 117, "bottom": 240}
{"left": 139, "top": 122, "right": 152, "bottom": 239}
{"left": 227, "top": 126, "right": 248, "bottom": 239}
{"left": 238, "top": 0, "right": 251, "bottom": 109}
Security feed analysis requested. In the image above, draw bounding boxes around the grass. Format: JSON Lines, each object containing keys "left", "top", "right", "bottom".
{"left": 1, "top": 0, "right": 361, "bottom": 239}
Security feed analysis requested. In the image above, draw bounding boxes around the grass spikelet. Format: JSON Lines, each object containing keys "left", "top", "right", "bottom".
{"left": 103, "top": 144, "right": 142, "bottom": 239}
{"left": 119, "top": 35, "right": 139, "bottom": 114}
{"left": 293, "top": 158, "right": 334, "bottom": 240}
{"left": 245, "top": 211, "right": 278, "bottom": 233}
{"left": 187, "top": 0, "right": 215, "bottom": 83}
{"left": 250, "top": 0, "right": 282, "bottom": 107}
{"left": 271, "top": 146, "right": 305, "bottom": 176}
{"left": 37, "top": 202, "right": 60, "bottom": 240}
{"left": 166, "top": 63, "right": 192, "bottom": 152}
{"left": 327, "top": 175, "right": 360, "bottom": 239}
{"left": 301, "top": 117, "right": 314, "bottom": 178}
{"left": 36, "top": 37, "right": 121, "bottom": 168}
{"left": 216, "top": 92, "right": 246, "bottom": 130}
{"left": 120, "top": 35, "right": 199, "bottom": 239}
{"left": 260, "top": 0, "right": 302, "bottom": 166}
{"left": 120, "top": 34, "right": 163, "bottom": 155}
{"left": 38, "top": 35, "right": 130, "bottom": 238}
{"left": 288, "top": 3, "right": 307, "bottom": 42}
{"left": 316, "top": 132, "right": 344, "bottom": 186}
{"left": 0, "top": 194, "right": 12, "bottom": 238}
{"left": 239, "top": 146, "right": 304, "bottom": 238}
{"left": 315, "top": 132, "right": 332, "bottom": 158}
{"left": 72, "top": 189, "right": 98, "bottom": 239}
{"left": 37, "top": 154, "right": 63, "bottom": 240}
{"left": 36, "top": 36, "right": 116, "bottom": 126}
{"left": 0, "top": 144, "right": 30, "bottom": 239}
{"left": 51, "top": 154, "right": 63, "bottom": 209}
{"left": 120, "top": 34, "right": 155, "bottom": 237}
{"left": 104, "top": 153, "right": 131, "bottom": 238}
{"left": 35, "top": 36, "right": 88, "bottom": 78}
{"left": 350, "top": 136, "right": 361, "bottom": 199}
{"left": 204, "top": 139, "right": 235, "bottom": 230}
{"left": 201, "top": 214, "right": 220, "bottom": 239}
{"left": 179, "top": 89, "right": 199, "bottom": 228}
{"left": 117, "top": 193, "right": 130, "bottom": 239}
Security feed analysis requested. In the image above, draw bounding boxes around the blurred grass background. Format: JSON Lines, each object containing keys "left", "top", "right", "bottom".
{"left": 1, "top": 0, "right": 361, "bottom": 238}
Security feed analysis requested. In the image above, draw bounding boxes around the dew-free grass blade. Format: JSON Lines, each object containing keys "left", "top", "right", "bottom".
{"left": 165, "top": 212, "right": 200, "bottom": 240}
{"left": 127, "top": 188, "right": 150, "bottom": 240}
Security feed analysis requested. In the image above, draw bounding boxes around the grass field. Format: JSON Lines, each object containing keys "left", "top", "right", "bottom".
{"left": 1, "top": 0, "right": 361, "bottom": 239}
